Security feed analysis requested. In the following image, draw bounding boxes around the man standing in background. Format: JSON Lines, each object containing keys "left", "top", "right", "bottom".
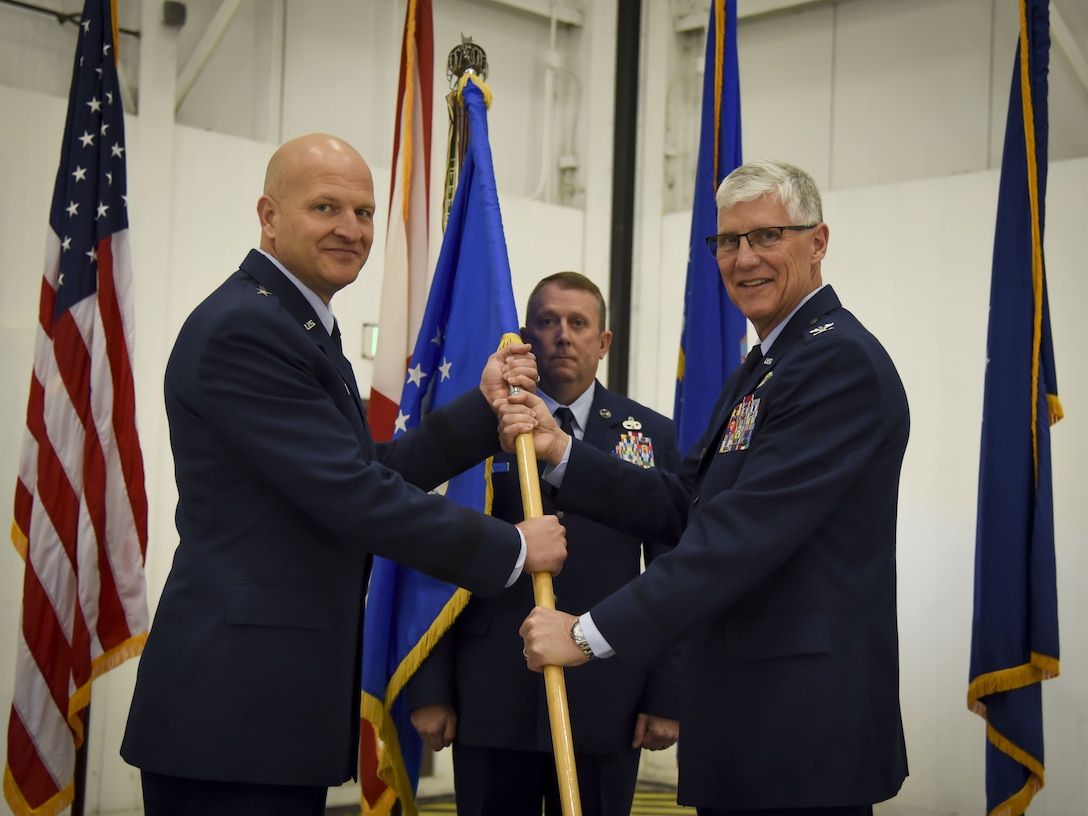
{"left": 409, "top": 272, "right": 682, "bottom": 816}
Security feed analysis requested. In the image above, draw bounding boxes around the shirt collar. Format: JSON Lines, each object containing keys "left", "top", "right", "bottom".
{"left": 759, "top": 283, "right": 826, "bottom": 355}
{"left": 538, "top": 382, "right": 597, "bottom": 440}
{"left": 256, "top": 248, "right": 336, "bottom": 336}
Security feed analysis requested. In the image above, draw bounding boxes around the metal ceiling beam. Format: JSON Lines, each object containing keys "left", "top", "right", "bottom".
{"left": 737, "top": 0, "right": 834, "bottom": 18}
{"left": 1053, "top": 3, "right": 1088, "bottom": 99}
{"left": 0, "top": 0, "right": 140, "bottom": 36}
{"left": 176, "top": 0, "right": 243, "bottom": 112}
{"left": 485, "top": 0, "right": 584, "bottom": 27}
{"left": 675, "top": 0, "right": 834, "bottom": 33}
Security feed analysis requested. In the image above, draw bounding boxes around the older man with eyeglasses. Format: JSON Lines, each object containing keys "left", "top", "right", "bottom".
{"left": 506, "top": 159, "right": 911, "bottom": 816}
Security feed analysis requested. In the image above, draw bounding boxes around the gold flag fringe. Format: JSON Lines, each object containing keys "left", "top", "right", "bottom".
{"left": 967, "top": 651, "right": 1059, "bottom": 816}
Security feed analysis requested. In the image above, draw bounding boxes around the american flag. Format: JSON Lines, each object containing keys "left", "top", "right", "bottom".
{"left": 6, "top": 1, "right": 149, "bottom": 814}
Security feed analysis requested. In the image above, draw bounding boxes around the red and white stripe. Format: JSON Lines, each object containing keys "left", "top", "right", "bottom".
{"left": 367, "top": 0, "right": 434, "bottom": 442}
{"left": 6, "top": 227, "right": 149, "bottom": 816}
{"left": 361, "top": 4, "right": 433, "bottom": 812}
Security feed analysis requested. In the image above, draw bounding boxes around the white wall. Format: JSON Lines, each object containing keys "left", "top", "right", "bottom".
{"left": 1, "top": 0, "right": 1087, "bottom": 814}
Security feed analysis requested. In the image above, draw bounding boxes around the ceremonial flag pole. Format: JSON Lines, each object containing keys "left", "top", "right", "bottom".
{"left": 359, "top": 60, "right": 586, "bottom": 813}
{"left": 506, "top": 383, "right": 582, "bottom": 816}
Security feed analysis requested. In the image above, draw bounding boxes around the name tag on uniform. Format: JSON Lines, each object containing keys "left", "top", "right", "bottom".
{"left": 719, "top": 395, "right": 760, "bottom": 453}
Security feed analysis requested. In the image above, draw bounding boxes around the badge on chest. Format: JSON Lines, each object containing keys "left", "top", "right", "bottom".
{"left": 614, "top": 431, "right": 656, "bottom": 468}
{"left": 719, "top": 395, "right": 761, "bottom": 453}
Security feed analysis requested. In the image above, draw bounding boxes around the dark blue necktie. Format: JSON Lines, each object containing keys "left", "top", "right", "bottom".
{"left": 741, "top": 344, "right": 764, "bottom": 376}
{"left": 554, "top": 406, "right": 576, "bottom": 438}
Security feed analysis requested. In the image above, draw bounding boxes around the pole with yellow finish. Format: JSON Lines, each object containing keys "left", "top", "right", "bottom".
{"left": 500, "top": 332, "right": 582, "bottom": 816}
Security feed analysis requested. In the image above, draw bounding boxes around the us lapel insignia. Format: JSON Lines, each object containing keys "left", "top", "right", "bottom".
{"left": 256, "top": 285, "right": 271, "bottom": 297}
{"left": 808, "top": 322, "right": 835, "bottom": 336}
{"left": 615, "top": 431, "right": 655, "bottom": 468}
{"left": 621, "top": 416, "right": 642, "bottom": 430}
{"left": 599, "top": 408, "right": 612, "bottom": 419}
{"left": 303, "top": 319, "right": 316, "bottom": 331}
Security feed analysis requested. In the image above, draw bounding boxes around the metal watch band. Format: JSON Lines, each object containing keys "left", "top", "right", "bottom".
{"left": 570, "top": 619, "right": 596, "bottom": 660}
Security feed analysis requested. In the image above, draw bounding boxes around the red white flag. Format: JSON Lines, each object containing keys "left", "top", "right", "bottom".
{"left": 367, "top": 0, "right": 434, "bottom": 441}
{"left": 5, "top": 2, "right": 149, "bottom": 814}
{"left": 361, "top": 1, "right": 433, "bottom": 812}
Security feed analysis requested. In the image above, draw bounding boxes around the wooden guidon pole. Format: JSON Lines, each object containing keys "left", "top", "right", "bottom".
{"left": 501, "top": 333, "right": 582, "bottom": 816}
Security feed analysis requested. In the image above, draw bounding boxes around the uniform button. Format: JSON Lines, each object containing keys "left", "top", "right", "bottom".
{"left": 556, "top": 511, "right": 565, "bottom": 519}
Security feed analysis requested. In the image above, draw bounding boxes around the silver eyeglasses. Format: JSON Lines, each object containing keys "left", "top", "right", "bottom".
{"left": 705, "top": 225, "right": 817, "bottom": 258}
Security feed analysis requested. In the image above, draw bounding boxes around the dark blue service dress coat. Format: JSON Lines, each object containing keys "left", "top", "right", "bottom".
{"left": 121, "top": 250, "right": 522, "bottom": 788}
{"left": 557, "top": 286, "right": 910, "bottom": 810}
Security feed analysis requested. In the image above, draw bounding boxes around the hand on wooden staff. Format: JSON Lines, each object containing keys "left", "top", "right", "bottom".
{"left": 479, "top": 341, "right": 537, "bottom": 406}
{"left": 519, "top": 608, "right": 588, "bottom": 672}
{"left": 497, "top": 389, "right": 569, "bottom": 463}
{"left": 518, "top": 516, "right": 567, "bottom": 577}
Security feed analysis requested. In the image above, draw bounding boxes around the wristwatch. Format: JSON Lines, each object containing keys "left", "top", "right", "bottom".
{"left": 570, "top": 619, "right": 596, "bottom": 660}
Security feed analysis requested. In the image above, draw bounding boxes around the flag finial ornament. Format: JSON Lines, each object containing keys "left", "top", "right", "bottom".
{"left": 446, "top": 35, "right": 488, "bottom": 87}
